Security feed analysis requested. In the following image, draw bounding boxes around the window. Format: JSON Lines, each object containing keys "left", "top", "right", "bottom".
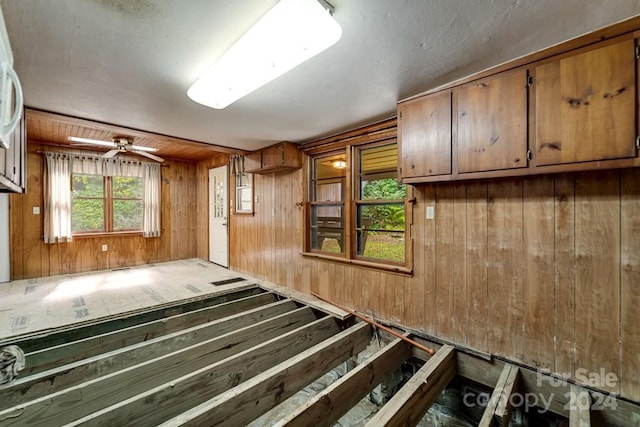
{"left": 355, "top": 143, "right": 406, "bottom": 263}
{"left": 307, "top": 140, "right": 412, "bottom": 270}
{"left": 310, "top": 151, "right": 346, "bottom": 254}
{"left": 72, "top": 174, "right": 144, "bottom": 233}
{"left": 234, "top": 172, "right": 254, "bottom": 214}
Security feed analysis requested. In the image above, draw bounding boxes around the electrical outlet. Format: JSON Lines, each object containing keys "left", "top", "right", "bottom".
{"left": 101, "top": 244, "right": 108, "bottom": 252}
{"left": 32, "top": 207, "right": 40, "bottom": 215}
{"left": 426, "top": 206, "right": 435, "bottom": 220}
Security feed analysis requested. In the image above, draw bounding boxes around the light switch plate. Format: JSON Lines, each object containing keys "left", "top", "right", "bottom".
{"left": 32, "top": 206, "right": 40, "bottom": 215}
{"left": 426, "top": 206, "right": 435, "bottom": 220}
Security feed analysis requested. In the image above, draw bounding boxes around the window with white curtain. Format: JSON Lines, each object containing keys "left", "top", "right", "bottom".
{"left": 43, "top": 152, "right": 161, "bottom": 242}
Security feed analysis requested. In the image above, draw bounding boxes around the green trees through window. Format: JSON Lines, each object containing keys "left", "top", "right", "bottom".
{"left": 72, "top": 174, "right": 143, "bottom": 233}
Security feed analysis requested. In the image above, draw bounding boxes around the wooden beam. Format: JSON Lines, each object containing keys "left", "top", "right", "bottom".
{"left": 275, "top": 336, "right": 412, "bottom": 427}
{"left": 0, "top": 299, "right": 298, "bottom": 410}
{"left": 569, "top": 385, "right": 591, "bottom": 427}
{"left": 479, "top": 364, "right": 519, "bottom": 427}
{"left": 495, "top": 365, "right": 519, "bottom": 425}
{"left": 23, "top": 292, "right": 278, "bottom": 376}
{"left": 61, "top": 316, "right": 341, "bottom": 426}
{"left": 158, "top": 321, "right": 372, "bottom": 427}
{"left": 365, "top": 344, "right": 456, "bottom": 427}
{"left": 0, "top": 307, "right": 330, "bottom": 425}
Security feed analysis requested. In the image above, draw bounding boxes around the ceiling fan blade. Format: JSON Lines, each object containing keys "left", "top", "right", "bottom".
{"left": 103, "top": 149, "right": 120, "bottom": 158}
{"left": 68, "top": 136, "right": 117, "bottom": 148}
{"left": 132, "top": 149, "right": 165, "bottom": 163}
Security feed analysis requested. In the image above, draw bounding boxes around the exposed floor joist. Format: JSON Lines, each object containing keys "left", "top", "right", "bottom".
{"left": 159, "top": 322, "right": 373, "bottom": 427}
{"left": 569, "top": 385, "right": 591, "bottom": 427}
{"left": 479, "top": 363, "right": 519, "bottom": 427}
{"left": 275, "top": 335, "right": 412, "bottom": 427}
{"left": 365, "top": 344, "right": 456, "bottom": 426}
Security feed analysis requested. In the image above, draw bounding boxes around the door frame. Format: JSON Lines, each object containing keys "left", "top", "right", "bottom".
{"left": 208, "top": 165, "right": 229, "bottom": 267}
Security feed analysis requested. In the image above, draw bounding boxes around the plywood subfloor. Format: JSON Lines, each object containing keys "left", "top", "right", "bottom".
{"left": 0, "top": 258, "right": 254, "bottom": 339}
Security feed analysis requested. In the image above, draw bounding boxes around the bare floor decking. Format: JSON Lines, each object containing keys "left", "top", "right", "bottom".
{"left": 0, "top": 259, "right": 253, "bottom": 339}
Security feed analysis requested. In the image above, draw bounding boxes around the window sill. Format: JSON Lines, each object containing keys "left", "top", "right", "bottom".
{"left": 72, "top": 231, "right": 144, "bottom": 238}
{"left": 301, "top": 251, "right": 413, "bottom": 276}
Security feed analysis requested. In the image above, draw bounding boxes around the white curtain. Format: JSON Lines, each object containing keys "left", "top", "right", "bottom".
{"left": 72, "top": 156, "right": 143, "bottom": 177}
{"left": 43, "top": 153, "right": 72, "bottom": 243}
{"left": 143, "top": 162, "right": 161, "bottom": 237}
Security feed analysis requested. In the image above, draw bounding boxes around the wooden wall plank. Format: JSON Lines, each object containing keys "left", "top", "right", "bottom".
{"left": 554, "top": 174, "right": 576, "bottom": 378}
{"left": 435, "top": 184, "right": 454, "bottom": 339}
{"left": 523, "top": 176, "right": 555, "bottom": 370}
{"left": 421, "top": 184, "right": 436, "bottom": 334}
{"left": 466, "top": 181, "right": 488, "bottom": 353}
{"left": 451, "top": 183, "right": 467, "bottom": 344}
{"left": 574, "top": 171, "right": 621, "bottom": 394}
{"left": 621, "top": 168, "right": 640, "bottom": 398}
{"left": 487, "top": 180, "right": 524, "bottom": 361}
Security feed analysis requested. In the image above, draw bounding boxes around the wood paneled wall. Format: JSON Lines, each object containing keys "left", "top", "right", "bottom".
{"left": 9, "top": 143, "right": 199, "bottom": 279}
{"left": 226, "top": 164, "right": 640, "bottom": 402}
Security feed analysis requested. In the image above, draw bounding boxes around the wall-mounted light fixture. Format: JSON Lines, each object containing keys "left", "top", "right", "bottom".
{"left": 187, "top": 0, "right": 342, "bottom": 110}
{"left": 331, "top": 159, "right": 347, "bottom": 169}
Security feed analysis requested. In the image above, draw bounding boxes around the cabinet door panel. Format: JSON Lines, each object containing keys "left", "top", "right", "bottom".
{"left": 243, "top": 151, "right": 262, "bottom": 172}
{"left": 457, "top": 69, "right": 528, "bottom": 173}
{"left": 399, "top": 91, "right": 451, "bottom": 178}
{"left": 536, "top": 39, "right": 636, "bottom": 165}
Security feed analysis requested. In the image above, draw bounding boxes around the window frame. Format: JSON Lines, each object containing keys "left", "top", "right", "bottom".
{"left": 303, "top": 138, "right": 414, "bottom": 274}
{"left": 233, "top": 171, "right": 255, "bottom": 215}
{"left": 71, "top": 173, "right": 144, "bottom": 236}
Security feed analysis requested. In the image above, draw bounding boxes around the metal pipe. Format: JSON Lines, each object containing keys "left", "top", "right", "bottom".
{"left": 311, "top": 292, "right": 436, "bottom": 356}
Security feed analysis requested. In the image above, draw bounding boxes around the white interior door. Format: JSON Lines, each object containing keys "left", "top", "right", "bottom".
{"left": 209, "top": 166, "right": 228, "bottom": 267}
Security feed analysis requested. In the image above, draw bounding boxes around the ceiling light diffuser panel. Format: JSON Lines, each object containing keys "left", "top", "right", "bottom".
{"left": 188, "top": 0, "right": 342, "bottom": 109}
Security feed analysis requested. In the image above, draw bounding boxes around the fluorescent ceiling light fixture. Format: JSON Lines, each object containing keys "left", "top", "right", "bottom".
{"left": 67, "top": 136, "right": 158, "bottom": 152}
{"left": 187, "top": 0, "right": 342, "bottom": 109}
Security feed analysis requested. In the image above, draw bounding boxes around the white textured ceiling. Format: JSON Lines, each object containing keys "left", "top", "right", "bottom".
{"left": 2, "top": 0, "right": 639, "bottom": 152}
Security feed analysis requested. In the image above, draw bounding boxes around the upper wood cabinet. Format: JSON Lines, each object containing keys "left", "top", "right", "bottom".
{"left": 244, "top": 141, "right": 302, "bottom": 174}
{"left": 398, "top": 91, "right": 451, "bottom": 178}
{"left": 535, "top": 38, "right": 637, "bottom": 165}
{"left": 456, "top": 69, "right": 529, "bottom": 173}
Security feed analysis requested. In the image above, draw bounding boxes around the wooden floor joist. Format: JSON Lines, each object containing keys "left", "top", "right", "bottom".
{"left": 63, "top": 315, "right": 341, "bottom": 426}
{"left": 0, "top": 306, "right": 326, "bottom": 426}
{"left": 158, "top": 321, "right": 373, "bottom": 427}
{"left": 479, "top": 363, "right": 519, "bottom": 427}
{"left": 0, "top": 298, "right": 299, "bottom": 410}
{"left": 23, "top": 291, "right": 278, "bottom": 376}
{"left": 275, "top": 335, "right": 412, "bottom": 427}
{"left": 569, "top": 385, "right": 591, "bottom": 427}
{"left": 365, "top": 344, "right": 456, "bottom": 427}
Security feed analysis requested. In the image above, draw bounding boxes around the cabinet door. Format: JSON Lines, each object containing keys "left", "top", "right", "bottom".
{"left": 457, "top": 69, "right": 529, "bottom": 173}
{"left": 536, "top": 39, "right": 636, "bottom": 165}
{"left": 398, "top": 91, "right": 451, "bottom": 178}
{"left": 261, "top": 144, "right": 283, "bottom": 169}
{"left": 243, "top": 150, "right": 262, "bottom": 172}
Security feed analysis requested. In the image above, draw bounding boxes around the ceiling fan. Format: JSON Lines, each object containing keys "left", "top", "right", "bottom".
{"left": 67, "top": 136, "right": 165, "bottom": 162}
